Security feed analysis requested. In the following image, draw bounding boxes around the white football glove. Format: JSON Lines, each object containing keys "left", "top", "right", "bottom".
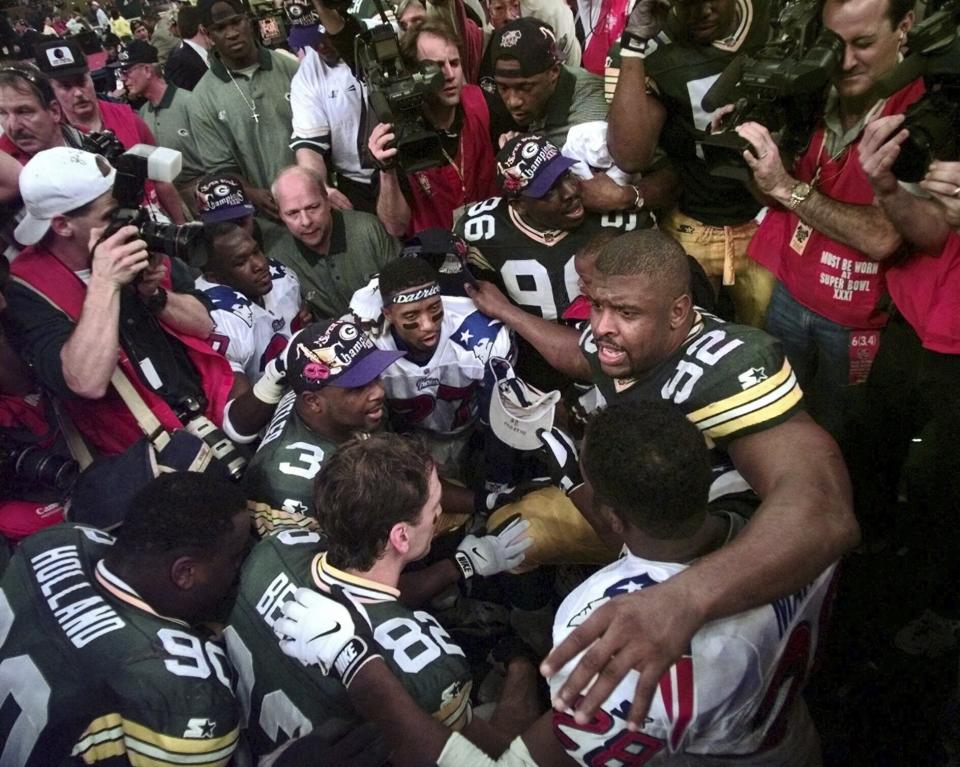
{"left": 454, "top": 514, "right": 533, "bottom": 579}
{"left": 252, "top": 353, "right": 288, "bottom": 405}
{"left": 274, "top": 587, "right": 381, "bottom": 687}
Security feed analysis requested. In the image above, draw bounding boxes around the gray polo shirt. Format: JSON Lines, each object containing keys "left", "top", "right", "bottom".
{"left": 138, "top": 84, "right": 203, "bottom": 189}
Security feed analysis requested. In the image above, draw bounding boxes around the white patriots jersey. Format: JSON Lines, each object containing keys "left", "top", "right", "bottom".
{"left": 197, "top": 260, "right": 301, "bottom": 382}
{"left": 550, "top": 539, "right": 836, "bottom": 765}
{"left": 374, "top": 296, "right": 515, "bottom": 436}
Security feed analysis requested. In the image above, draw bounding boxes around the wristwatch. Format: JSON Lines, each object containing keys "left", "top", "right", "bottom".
{"left": 144, "top": 286, "right": 168, "bottom": 314}
{"left": 787, "top": 181, "right": 814, "bottom": 210}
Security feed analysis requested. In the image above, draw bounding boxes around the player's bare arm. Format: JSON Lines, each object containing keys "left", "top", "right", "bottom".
{"left": 465, "top": 280, "right": 590, "bottom": 381}
{"left": 543, "top": 411, "right": 857, "bottom": 728}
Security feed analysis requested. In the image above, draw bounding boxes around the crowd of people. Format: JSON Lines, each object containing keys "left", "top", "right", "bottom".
{"left": 0, "top": 0, "right": 957, "bottom": 763}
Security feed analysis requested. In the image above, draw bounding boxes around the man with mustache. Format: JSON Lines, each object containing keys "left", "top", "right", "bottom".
{"left": 33, "top": 39, "right": 186, "bottom": 225}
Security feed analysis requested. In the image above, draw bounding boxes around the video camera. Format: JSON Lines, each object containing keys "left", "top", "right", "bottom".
{"left": 83, "top": 131, "right": 202, "bottom": 260}
{"left": 874, "top": 0, "right": 960, "bottom": 181}
{"left": 357, "top": 0, "right": 445, "bottom": 174}
{"left": 696, "top": 0, "right": 844, "bottom": 181}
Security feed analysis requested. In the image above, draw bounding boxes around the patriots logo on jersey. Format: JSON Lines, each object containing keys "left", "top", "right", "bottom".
{"left": 604, "top": 573, "right": 660, "bottom": 597}
{"left": 204, "top": 285, "right": 254, "bottom": 327}
{"left": 452, "top": 311, "right": 502, "bottom": 362}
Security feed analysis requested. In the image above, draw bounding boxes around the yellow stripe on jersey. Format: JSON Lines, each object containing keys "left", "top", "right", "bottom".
{"left": 248, "top": 499, "right": 318, "bottom": 538}
{"left": 688, "top": 360, "right": 802, "bottom": 441}
{"left": 603, "top": 66, "right": 618, "bottom": 103}
{"left": 123, "top": 719, "right": 238, "bottom": 767}
{"left": 434, "top": 678, "right": 473, "bottom": 731}
{"left": 73, "top": 714, "right": 125, "bottom": 764}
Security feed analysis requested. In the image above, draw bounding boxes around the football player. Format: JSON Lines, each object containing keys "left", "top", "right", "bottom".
{"left": 457, "top": 134, "right": 649, "bottom": 388}
{"left": 0, "top": 473, "right": 249, "bottom": 766}
{"left": 241, "top": 318, "right": 403, "bottom": 522}
{"left": 197, "top": 222, "right": 306, "bottom": 385}
{"left": 226, "top": 433, "right": 535, "bottom": 762}
{"left": 272, "top": 401, "right": 838, "bottom": 766}
{"left": 353, "top": 256, "right": 515, "bottom": 482}
{"left": 466, "top": 228, "right": 856, "bottom": 728}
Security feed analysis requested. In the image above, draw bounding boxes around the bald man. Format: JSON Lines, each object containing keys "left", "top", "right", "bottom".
{"left": 271, "top": 165, "right": 400, "bottom": 318}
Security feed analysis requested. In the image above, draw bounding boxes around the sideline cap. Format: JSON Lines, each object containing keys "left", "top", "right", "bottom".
{"left": 490, "top": 18, "right": 562, "bottom": 77}
{"left": 34, "top": 39, "right": 89, "bottom": 80}
{"left": 195, "top": 174, "right": 256, "bottom": 223}
{"left": 16, "top": 148, "right": 116, "bottom": 246}
{"left": 287, "top": 319, "right": 405, "bottom": 393}
{"left": 496, "top": 134, "right": 577, "bottom": 199}
{"left": 488, "top": 357, "right": 561, "bottom": 450}
{"left": 111, "top": 40, "right": 160, "bottom": 69}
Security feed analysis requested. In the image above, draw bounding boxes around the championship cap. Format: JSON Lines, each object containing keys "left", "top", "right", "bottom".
{"left": 496, "top": 134, "right": 577, "bottom": 199}
{"left": 490, "top": 18, "right": 562, "bottom": 77}
{"left": 286, "top": 319, "right": 405, "bottom": 393}
{"left": 283, "top": 0, "right": 320, "bottom": 26}
{"left": 287, "top": 24, "right": 323, "bottom": 52}
{"left": 34, "top": 39, "right": 89, "bottom": 80}
{"left": 195, "top": 174, "right": 256, "bottom": 223}
{"left": 110, "top": 40, "right": 159, "bottom": 69}
{"left": 15, "top": 148, "right": 116, "bottom": 246}
{"left": 488, "top": 357, "right": 561, "bottom": 451}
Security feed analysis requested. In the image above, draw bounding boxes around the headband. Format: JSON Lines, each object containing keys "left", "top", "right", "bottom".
{"left": 0, "top": 67, "right": 55, "bottom": 107}
{"left": 384, "top": 282, "right": 441, "bottom": 306}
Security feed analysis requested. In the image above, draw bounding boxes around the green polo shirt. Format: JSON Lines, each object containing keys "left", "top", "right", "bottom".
{"left": 190, "top": 46, "right": 299, "bottom": 189}
{"left": 529, "top": 66, "right": 608, "bottom": 148}
{"left": 139, "top": 84, "right": 203, "bottom": 188}
{"left": 286, "top": 209, "right": 401, "bottom": 319}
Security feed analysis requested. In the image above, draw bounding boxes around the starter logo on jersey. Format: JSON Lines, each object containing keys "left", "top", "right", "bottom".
{"left": 738, "top": 367, "right": 768, "bottom": 389}
{"left": 184, "top": 718, "right": 217, "bottom": 738}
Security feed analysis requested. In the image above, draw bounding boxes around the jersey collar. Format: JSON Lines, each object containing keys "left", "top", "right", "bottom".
{"left": 313, "top": 552, "right": 400, "bottom": 603}
{"left": 507, "top": 203, "right": 570, "bottom": 246}
{"left": 95, "top": 560, "right": 191, "bottom": 628}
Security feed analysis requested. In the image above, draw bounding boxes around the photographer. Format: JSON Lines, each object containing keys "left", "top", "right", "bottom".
{"left": 3, "top": 147, "right": 234, "bottom": 458}
{"left": 368, "top": 18, "right": 497, "bottom": 236}
{"left": 741, "top": 0, "right": 922, "bottom": 439}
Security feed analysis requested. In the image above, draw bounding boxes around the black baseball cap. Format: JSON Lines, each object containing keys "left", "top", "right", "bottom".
{"left": 34, "top": 40, "right": 89, "bottom": 80}
{"left": 198, "top": 0, "right": 245, "bottom": 26}
{"left": 110, "top": 40, "right": 159, "bottom": 69}
{"left": 490, "top": 18, "right": 562, "bottom": 77}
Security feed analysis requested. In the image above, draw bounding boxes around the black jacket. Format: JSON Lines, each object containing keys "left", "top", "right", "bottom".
{"left": 163, "top": 41, "right": 207, "bottom": 91}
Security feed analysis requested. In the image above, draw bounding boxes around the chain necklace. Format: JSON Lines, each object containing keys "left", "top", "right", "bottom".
{"left": 226, "top": 68, "right": 259, "bottom": 124}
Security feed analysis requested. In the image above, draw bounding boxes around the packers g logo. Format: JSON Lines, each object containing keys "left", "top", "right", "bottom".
{"left": 339, "top": 323, "right": 358, "bottom": 341}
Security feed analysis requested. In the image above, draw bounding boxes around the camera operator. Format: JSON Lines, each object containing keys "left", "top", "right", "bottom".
{"left": 2, "top": 147, "right": 235, "bottom": 458}
{"left": 741, "top": 0, "right": 922, "bottom": 440}
{"left": 368, "top": 18, "right": 497, "bottom": 236}
{"left": 845, "top": 116, "right": 960, "bottom": 570}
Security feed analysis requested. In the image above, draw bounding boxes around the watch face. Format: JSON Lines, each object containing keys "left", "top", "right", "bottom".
{"left": 794, "top": 182, "right": 812, "bottom": 197}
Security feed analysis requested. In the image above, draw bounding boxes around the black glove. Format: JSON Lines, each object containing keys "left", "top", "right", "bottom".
{"left": 274, "top": 720, "right": 390, "bottom": 767}
{"left": 621, "top": 0, "right": 671, "bottom": 55}
{"left": 537, "top": 426, "right": 583, "bottom": 495}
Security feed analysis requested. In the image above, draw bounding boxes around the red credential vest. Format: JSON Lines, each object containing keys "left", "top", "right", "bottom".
{"left": 406, "top": 84, "right": 497, "bottom": 235}
{"left": 11, "top": 247, "right": 234, "bottom": 456}
{"left": 887, "top": 231, "right": 960, "bottom": 355}
{"left": 748, "top": 79, "right": 925, "bottom": 329}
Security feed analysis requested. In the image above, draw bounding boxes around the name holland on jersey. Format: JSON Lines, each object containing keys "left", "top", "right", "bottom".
{"left": 29, "top": 544, "right": 125, "bottom": 648}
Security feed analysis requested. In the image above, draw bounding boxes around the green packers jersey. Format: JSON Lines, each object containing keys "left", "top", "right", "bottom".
{"left": 224, "top": 529, "right": 355, "bottom": 760}
{"left": 226, "top": 532, "right": 473, "bottom": 759}
{"left": 243, "top": 391, "right": 339, "bottom": 518}
{"left": 581, "top": 311, "right": 804, "bottom": 451}
{"left": 605, "top": 0, "right": 771, "bottom": 226}
{"left": 0, "top": 524, "right": 239, "bottom": 767}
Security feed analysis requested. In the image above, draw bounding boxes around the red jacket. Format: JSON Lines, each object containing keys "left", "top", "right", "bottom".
{"left": 11, "top": 247, "right": 233, "bottom": 456}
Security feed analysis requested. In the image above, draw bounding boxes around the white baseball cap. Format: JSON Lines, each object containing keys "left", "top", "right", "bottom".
{"left": 488, "top": 357, "right": 561, "bottom": 451}
{"left": 15, "top": 148, "right": 116, "bottom": 246}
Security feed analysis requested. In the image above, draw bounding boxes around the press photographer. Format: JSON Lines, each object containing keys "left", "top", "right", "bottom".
{"left": 741, "top": 0, "right": 923, "bottom": 439}
{"left": 3, "top": 147, "right": 235, "bottom": 461}
{"left": 367, "top": 18, "right": 497, "bottom": 236}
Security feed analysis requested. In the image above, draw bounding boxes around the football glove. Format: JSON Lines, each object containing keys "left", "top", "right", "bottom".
{"left": 537, "top": 426, "right": 584, "bottom": 495}
{"left": 274, "top": 586, "right": 382, "bottom": 688}
{"left": 454, "top": 514, "right": 533, "bottom": 579}
{"left": 621, "top": 0, "right": 670, "bottom": 55}
{"left": 252, "top": 353, "right": 288, "bottom": 405}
